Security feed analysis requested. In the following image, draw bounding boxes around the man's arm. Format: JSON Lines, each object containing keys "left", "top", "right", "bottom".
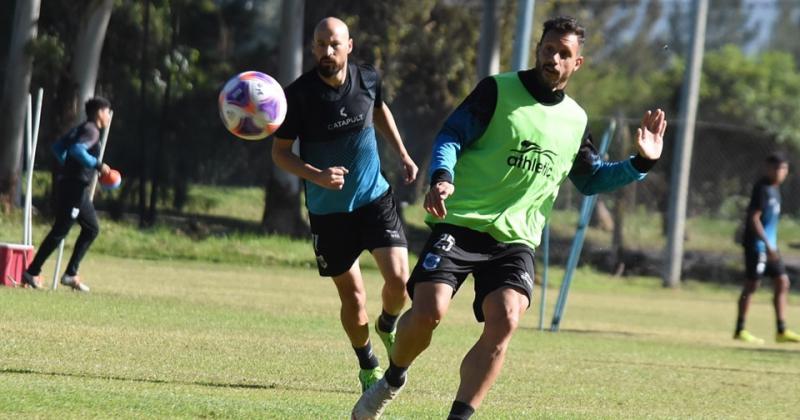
{"left": 425, "top": 77, "right": 497, "bottom": 217}
{"left": 271, "top": 137, "right": 348, "bottom": 190}
{"left": 570, "top": 109, "right": 666, "bottom": 195}
{"left": 373, "top": 101, "right": 418, "bottom": 184}
{"left": 746, "top": 185, "right": 779, "bottom": 259}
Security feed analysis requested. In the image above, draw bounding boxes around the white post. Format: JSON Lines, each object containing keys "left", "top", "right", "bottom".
{"left": 52, "top": 111, "right": 113, "bottom": 289}
{"left": 23, "top": 94, "right": 32, "bottom": 245}
{"left": 25, "top": 88, "right": 43, "bottom": 246}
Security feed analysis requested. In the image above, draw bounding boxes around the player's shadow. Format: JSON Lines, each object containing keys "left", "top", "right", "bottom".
{"left": 0, "top": 367, "right": 356, "bottom": 395}
{"left": 734, "top": 347, "right": 800, "bottom": 355}
{"left": 530, "top": 327, "right": 648, "bottom": 338}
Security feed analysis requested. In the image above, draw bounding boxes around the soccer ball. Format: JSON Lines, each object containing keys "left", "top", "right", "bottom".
{"left": 218, "top": 71, "right": 287, "bottom": 141}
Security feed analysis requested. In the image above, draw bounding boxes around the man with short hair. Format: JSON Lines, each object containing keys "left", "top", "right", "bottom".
{"left": 272, "top": 17, "right": 418, "bottom": 392}
{"left": 352, "top": 16, "right": 667, "bottom": 419}
{"left": 734, "top": 153, "right": 800, "bottom": 344}
{"left": 22, "top": 97, "right": 113, "bottom": 292}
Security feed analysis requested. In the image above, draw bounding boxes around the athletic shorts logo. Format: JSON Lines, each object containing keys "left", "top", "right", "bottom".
{"left": 507, "top": 140, "right": 556, "bottom": 178}
{"left": 422, "top": 253, "right": 441, "bottom": 271}
{"left": 70, "top": 207, "right": 80, "bottom": 219}
{"left": 311, "top": 234, "right": 320, "bottom": 252}
{"left": 316, "top": 255, "right": 328, "bottom": 269}
{"left": 433, "top": 234, "right": 455, "bottom": 253}
{"left": 385, "top": 229, "right": 401, "bottom": 240}
{"left": 757, "top": 252, "right": 766, "bottom": 275}
{"left": 519, "top": 271, "right": 534, "bottom": 290}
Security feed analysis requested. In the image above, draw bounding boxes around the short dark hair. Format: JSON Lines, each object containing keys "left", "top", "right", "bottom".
{"left": 85, "top": 97, "right": 111, "bottom": 119}
{"left": 540, "top": 16, "right": 585, "bottom": 46}
{"left": 766, "top": 152, "right": 788, "bottom": 165}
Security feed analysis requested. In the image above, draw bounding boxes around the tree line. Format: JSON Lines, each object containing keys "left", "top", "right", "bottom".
{"left": 1, "top": 0, "right": 799, "bottom": 236}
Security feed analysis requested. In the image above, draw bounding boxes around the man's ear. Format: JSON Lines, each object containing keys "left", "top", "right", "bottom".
{"left": 347, "top": 38, "right": 353, "bottom": 54}
{"left": 574, "top": 55, "right": 584, "bottom": 72}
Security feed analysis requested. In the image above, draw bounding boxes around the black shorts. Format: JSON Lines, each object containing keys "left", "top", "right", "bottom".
{"left": 309, "top": 189, "right": 407, "bottom": 277}
{"left": 408, "top": 223, "right": 535, "bottom": 322}
{"left": 744, "top": 246, "right": 786, "bottom": 280}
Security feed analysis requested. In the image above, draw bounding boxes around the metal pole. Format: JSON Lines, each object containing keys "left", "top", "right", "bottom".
{"left": 53, "top": 111, "right": 113, "bottom": 289}
{"left": 538, "top": 224, "right": 549, "bottom": 330}
{"left": 550, "top": 120, "right": 616, "bottom": 332}
{"left": 663, "top": 0, "right": 708, "bottom": 288}
{"left": 25, "top": 88, "right": 43, "bottom": 246}
{"left": 511, "top": 0, "right": 536, "bottom": 71}
{"left": 23, "top": 94, "right": 32, "bottom": 245}
{"left": 477, "top": 0, "right": 501, "bottom": 79}
{"left": 510, "top": 0, "right": 541, "bottom": 328}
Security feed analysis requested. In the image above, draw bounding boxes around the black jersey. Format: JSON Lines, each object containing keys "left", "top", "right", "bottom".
{"left": 275, "top": 63, "right": 389, "bottom": 215}
{"left": 53, "top": 121, "right": 102, "bottom": 184}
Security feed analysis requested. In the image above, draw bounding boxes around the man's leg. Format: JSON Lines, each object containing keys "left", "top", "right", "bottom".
{"left": 65, "top": 198, "right": 99, "bottom": 277}
{"left": 772, "top": 274, "right": 789, "bottom": 331}
{"left": 23, "top": 182, "right": 82, "bottom": 288}
{"left": 370, "top": 246, "right": 409, "bottom": 355}
{"left": 371, "top": 246, "right": 408, "bottom": 317}
{"left": 332, "top": 259, "right": 383, "bottom": 390}
{"left": 772, "top": 274, "right": 800, "bottom": 342}
{"left": 734, "top": 278, "right": 763, "bottom": 343}
{"left": 454, "top": 287, "right": 528, "bottom": 412}
{"left": 351, "top": 282, "right": 454, "bottom": 420}
{"left": 332, "top": 259, "right": 370, "bottom": 347}
{"left": 391, "top": 282, "right": 454, "bottom": 367}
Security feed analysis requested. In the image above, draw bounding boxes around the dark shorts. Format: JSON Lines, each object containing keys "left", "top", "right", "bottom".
{"left": 309, "top": 188, "right": 407, "bottom": 277}
{"left": 408, "top": 223, "right": 535, "bottom": 322}
{"left": 744, "top": 246, "right": 786, "bottom": 280}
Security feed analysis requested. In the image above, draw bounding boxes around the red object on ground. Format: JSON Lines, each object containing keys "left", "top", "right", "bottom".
{"left": 0, "top": 243, "right": 34, "bottom": 287}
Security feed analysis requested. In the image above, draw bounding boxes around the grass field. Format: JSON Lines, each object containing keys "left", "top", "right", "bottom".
{"left": 2, "top": 254, "right": 799, "bottom": 419}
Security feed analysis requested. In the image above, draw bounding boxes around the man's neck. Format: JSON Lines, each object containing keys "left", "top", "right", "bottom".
{"left": 318, "top": 63, "right": 348, "bottom": 88}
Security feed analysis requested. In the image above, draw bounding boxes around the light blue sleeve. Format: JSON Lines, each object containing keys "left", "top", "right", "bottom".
{"left": 568, "top": 156, "right": 646, "bottom": 195}
{"left": 429, "top": 107, "right": 487, "bottom": 183}
{"left": 67, "top": 142, "right": 99, "bottom": 169}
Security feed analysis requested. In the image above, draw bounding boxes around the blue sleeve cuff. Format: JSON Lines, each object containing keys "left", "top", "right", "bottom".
{"left": 66, "top": 143, "right": 99, "bottom": 168}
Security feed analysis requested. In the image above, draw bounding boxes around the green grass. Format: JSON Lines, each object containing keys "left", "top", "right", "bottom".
{"left": 2, "top": 255, "right": 799, "bottom": 418}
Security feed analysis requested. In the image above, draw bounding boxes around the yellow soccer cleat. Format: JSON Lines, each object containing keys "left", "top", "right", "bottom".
{"left": 734, "top": 330, "right": 765, "bottom": 344}
{"left": 776, "top": 330, "right": 800, "bottom": 343}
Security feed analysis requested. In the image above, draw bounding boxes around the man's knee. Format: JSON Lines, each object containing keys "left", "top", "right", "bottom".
{"left": 409, "top": 302, "right": 446, "bottom": 330}
{"left": 742, "top": 280, "right": 760, "bottom": 295}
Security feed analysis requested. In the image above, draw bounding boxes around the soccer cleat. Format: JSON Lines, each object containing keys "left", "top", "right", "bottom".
{"left": 61, "top": 274, "right": 90, "bottom": 292}
{"left": 21, "top": 272, "right": 42, "bottom": 289}
{"left": 734, "top": 330, "right": 764, "bottom": 344}
{"left": 359, "top": 366, "right": 384, "bottom": 393}
{"left": 776, "top": 330, "right": 800, "bottom": 343}
{"left": 374, "top": 323, "right": 396, "bottom": 358}
{"left": 351, "top": 376, "right": 405, "bottom": 420}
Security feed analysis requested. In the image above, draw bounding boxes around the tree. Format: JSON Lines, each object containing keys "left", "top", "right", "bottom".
{"left": 262, "top": 0, "right": 307, "bottom": 236}
{"left": 0, "top": 0, "right": 41, "bottom": 213}
{"left": 72, "top": 0, "right": 114, "bottom": 117}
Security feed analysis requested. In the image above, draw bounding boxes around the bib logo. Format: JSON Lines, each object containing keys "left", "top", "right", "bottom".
{"left": 328, "top": 106, "right": 365, "bottom": 130}
{"left": 507, "top": 140, "right": 556, "bottom": 178}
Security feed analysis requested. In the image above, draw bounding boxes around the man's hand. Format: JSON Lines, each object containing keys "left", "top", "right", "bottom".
{"left": 99, "top": 163, "right": 111, "bottom": 176}
{"left": 767, "top": 247, "right": 780, "bottom": 262}
{"left": 401, "top": 155, "right": 418, "bottom": 185}
{"left": 314, "top": 166, "right": 349, "bottom": 190}
{"left": 424, "top": 181, "right": 455, "bottom": 219}
{"left": 636, "top": 109, "right": 667, "bottom": 160}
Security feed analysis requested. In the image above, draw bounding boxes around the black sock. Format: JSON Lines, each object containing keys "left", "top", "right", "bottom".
{"left": 353, "top": 341, "right": 379, "bottom": 370}
{"left": 735, "top": 317, "right": 745, "bottom": 335}
{"left": 378, "top": 310, "right": 399, "bottom": 333}
{"left": 385, "top": 358, "right": 408, "bottom": 388}
{"left": 448, "top": 400, "right": 475, "bottom": 420}
{"left": 777, "top": 320, "right": 786, "bottom": 334}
